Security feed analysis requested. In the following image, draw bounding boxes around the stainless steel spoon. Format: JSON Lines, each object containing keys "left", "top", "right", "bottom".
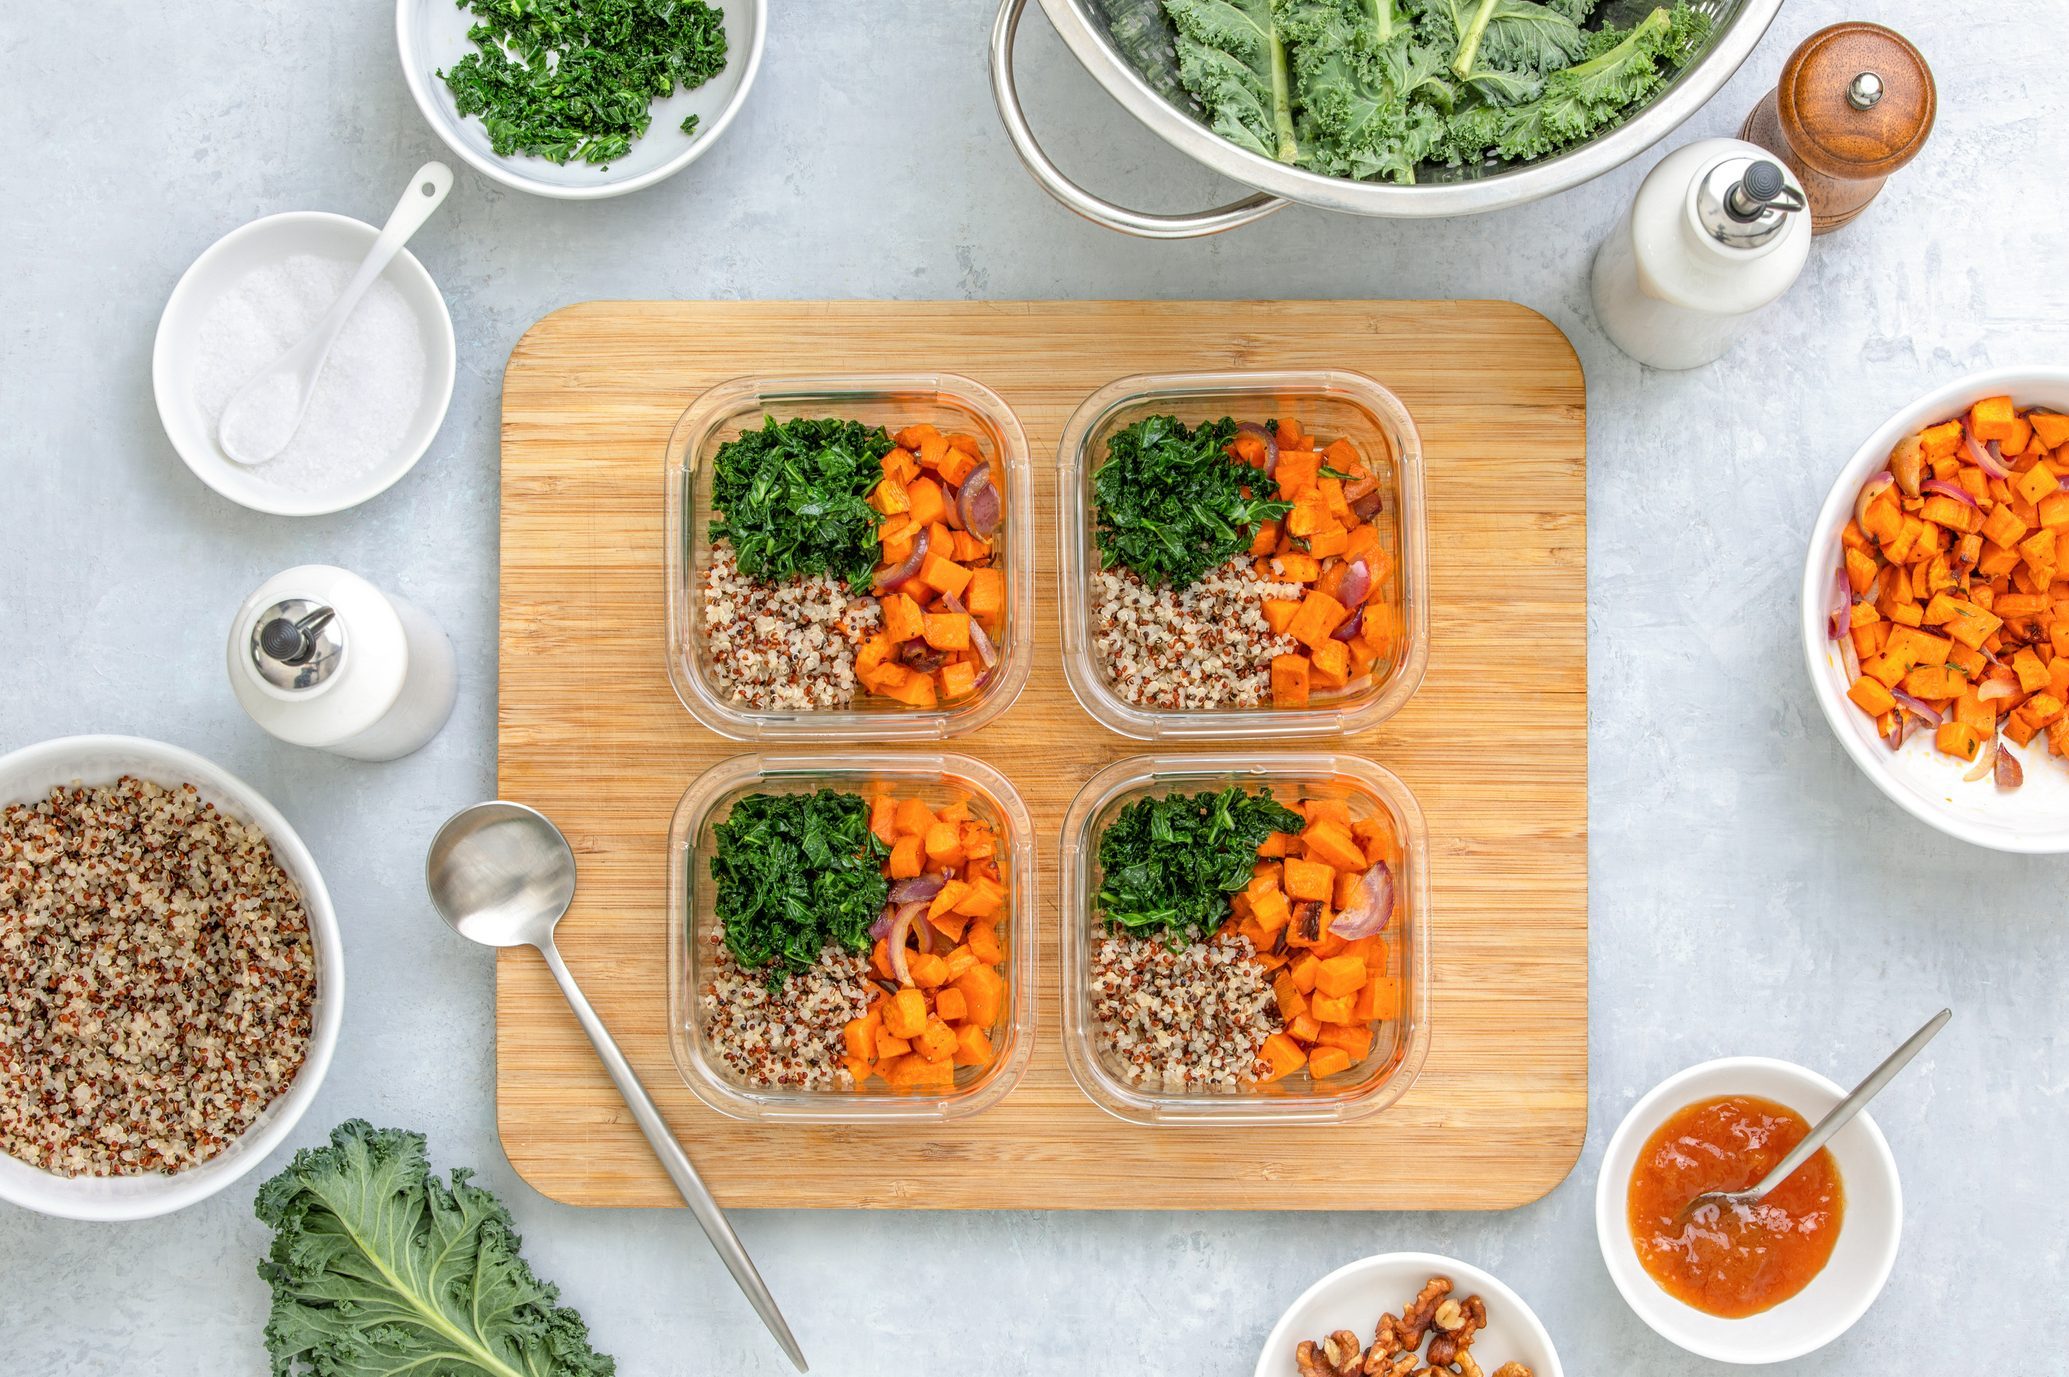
{"left": 1675, "top": 1007, "right": 1950, "bottom": 1225}
{"left": 425, "top": 801, "right": 808, "bottom": 1372}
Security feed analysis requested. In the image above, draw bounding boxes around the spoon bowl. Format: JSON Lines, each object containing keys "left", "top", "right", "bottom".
{"left": 425, "top": 801, "right": 574, "bottom": 948}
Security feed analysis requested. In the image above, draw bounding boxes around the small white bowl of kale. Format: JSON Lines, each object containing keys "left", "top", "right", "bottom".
{"left": 396, "top": 0, "right": 766, "bottom": 199}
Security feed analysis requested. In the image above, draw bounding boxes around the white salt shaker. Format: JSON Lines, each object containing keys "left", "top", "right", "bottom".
{"left": 228, "top": 564, "right": 457, "bottom": 761}
{"left": 1590, "top": 137, "right": 1812, "bottom": 370}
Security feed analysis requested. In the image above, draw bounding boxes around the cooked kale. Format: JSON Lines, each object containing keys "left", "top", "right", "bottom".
{"left": 709, "top": 416, "right": 892, "bottom": 589}
{"left": 710, "top": 791, "right": 889, "bottom": 984}
{"left": 438, "top": 0, "right": 728, "bottom": 167}
{"left": 1092, "top": 414, "right": 1292, "bottom": 589}
{"left": 1095, "top": 786, "right": 1305, "bottom": 942}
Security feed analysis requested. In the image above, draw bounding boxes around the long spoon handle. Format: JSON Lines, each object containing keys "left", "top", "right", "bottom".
{"left": 1752, "top": 1007, "right": 1950, "bottom": 1201}
{"left": 312, "top": 161, "right": 453, "bottom": 352}
{"left": 537, "top": 939, "right": 809, "bottom": 1372}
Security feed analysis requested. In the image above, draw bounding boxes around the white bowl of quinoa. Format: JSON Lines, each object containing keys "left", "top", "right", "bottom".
{"left": 0, "top": 736, "right": 341, "bottom": 1221}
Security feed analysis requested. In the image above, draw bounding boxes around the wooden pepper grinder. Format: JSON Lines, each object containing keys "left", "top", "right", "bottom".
{"left": 1740, "top": 22, "right": 1936, "bottom": 235}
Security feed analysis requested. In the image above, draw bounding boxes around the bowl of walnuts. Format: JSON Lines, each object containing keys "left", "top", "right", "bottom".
{"left": 1255, "top": 1251, "right": 1561, "bottom": 1377}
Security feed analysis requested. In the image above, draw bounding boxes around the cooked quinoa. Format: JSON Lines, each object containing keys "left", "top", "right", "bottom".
{"left": 699, "top": 934, "right": 873, "bottom": 1090}
{"left": 1092, "top": 558, "right": 1303, "bottom": 711}
{"left": 1091, "top": 935, "right": 1279, "bottom": 1090}
{"left": 701, "top": 540, "right": 881, "bottom": 711}
{"left": 0, "top": 777, "right": 316, "bottom": 1177}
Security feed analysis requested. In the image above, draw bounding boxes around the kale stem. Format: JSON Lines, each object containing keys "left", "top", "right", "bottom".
{"left": 1450, "top": 0, "right": 1500, "bottom": 79}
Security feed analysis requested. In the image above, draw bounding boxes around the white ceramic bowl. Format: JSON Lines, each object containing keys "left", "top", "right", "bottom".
{"left": 0, "top": 736, "right": 343, "bottom": 1221}
{"left": 397, "top": 0, "right": 765, "bottom": 200}
{"left": 1596, "top": 1057, "right": 1901, "bottom": 1365}
{"left": 1255, "top": 1251, "right": 1562, "bottom": 1377}
{"left": 153, "top": 211, "right": 456, "bottom": 516}
{"left": 1802, "top": 366, "right": 2069, "bottom": 852}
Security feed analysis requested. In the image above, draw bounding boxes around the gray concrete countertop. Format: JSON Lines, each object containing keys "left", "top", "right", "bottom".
{"left": 3, "top": 2, "right": 2063, "bottom": 1373}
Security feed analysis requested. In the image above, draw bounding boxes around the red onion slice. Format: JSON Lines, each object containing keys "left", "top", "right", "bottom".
{"left": 955, "top": 463, "right": 1002, "bottom": 537}
{"left": 1328, "top": 862, "right": 1394, "bottom": 939}
{"left": 1964, "top": 432, "right": 2013, "bottom": 480}
{"left": 1331, "top": 607, "right": 1365, "bottom": 643}
{"left": 968, "top": 615, "right": 998, "bottom": 669}
{"left": 1997, "top": 745, "right": 2025, "bottom": 789}
{"left": 868, "top": 906, "right": 895, "bottom": 941}
{"left": 1236, "top": 421, "right": 1278, "bottom": 476}
{"left": 1827, "top": 564, "right": 1851, "bottom": 641}
{"left": 1886, "top": 713, "right": 1908, "bottom": 751}
{"left": 889, "top": 874, "right": 946, "bottom": 904}
{"left": 1922, "top": 478, "right": 1979, "bottom": 510}
{"left": 1891, "top": 690, "right": 1943, "bottom": 725}
{"left": 1962, "top": 744, "right": 1997, "bottom": 783}
{"left": 1854, "top": 471, "right": 1894, "bottom": 530}
{"left": 1977, "top": 679, "right": 2017, "bottom": 703}
{"left": 1840, "top": 631, "right": 1861, "bottom": 685}
{"left": 1336, "top": 557, "right": 1373, "bottom": 609}
{"left": 885, "top": 900, "right": 926, "bottom": 986}
{"left": 874, "top": 528, "right": 930, "bottom": 592}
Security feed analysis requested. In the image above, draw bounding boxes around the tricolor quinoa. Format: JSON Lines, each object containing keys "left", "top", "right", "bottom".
{"left": 0, "top": 778, "right": 316, "bottom": 1176}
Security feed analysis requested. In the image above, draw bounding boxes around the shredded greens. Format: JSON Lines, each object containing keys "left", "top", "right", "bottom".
{"left": 1156, "top": 0, "right": 1712, "bottom": 184}
{"left": 710, "top": 791, "right": 889, "bottom": 984}
{"left": 1092, "top": 414, "right": 1292, "bottom": 590}
{"left": 709, "top": 416, "right": 892, "bottom": 589}
{"left": 1095, "top": 786, "right": 1305, "bottom": 943}
{"left": 438, "top": 0, "right": 728, "bottom": 167}
{"left": 255, "top": 1120, "right": 614, "bottom": 1377}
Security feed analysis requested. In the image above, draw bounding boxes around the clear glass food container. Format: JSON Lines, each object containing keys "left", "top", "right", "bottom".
{"left": 1058, "top": 370, "right": 1429, "bottom": 740}
{"left": 669, "top": 751, "right": 1036, "bottom": 1122}
{"left": 666, "top": 374, "right": 1034, "bottom": 740}
{"left": 1060, "top": 753, "right": 1430, "bottom": 1126}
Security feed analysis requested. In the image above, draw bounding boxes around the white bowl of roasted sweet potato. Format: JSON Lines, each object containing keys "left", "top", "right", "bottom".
{"left": 1802, "top": 366, "right": 2069, "bottom": 852}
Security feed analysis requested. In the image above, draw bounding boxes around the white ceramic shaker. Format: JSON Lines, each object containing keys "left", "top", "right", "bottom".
{"left": 1590, "top": 137, "right": 1812, "bottom": 370}
{"left": 227, "top": 564, "right": 457, "bottom": 761}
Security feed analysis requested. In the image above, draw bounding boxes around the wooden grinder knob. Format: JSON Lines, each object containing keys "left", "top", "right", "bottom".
{"left": 1740, "top": 22, "right": 1935, "bottom": 235}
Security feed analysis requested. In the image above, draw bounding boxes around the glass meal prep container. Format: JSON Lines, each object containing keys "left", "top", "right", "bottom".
{"left": 1060, "top": 753, "right": 1430, "bottom": 1126}
{"left": 1058, "top": 369, "right": 1429, "bottom": 740}
{"left": 666, "top": 374, "right": 1034, "bottom": 740}
{"left": 668, "top": 751, "right": 1036, "bottom": 1123}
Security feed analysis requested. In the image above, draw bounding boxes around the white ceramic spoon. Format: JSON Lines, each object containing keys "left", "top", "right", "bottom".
{"left": 217, "top": 162, "right": 453, "bottom": 466}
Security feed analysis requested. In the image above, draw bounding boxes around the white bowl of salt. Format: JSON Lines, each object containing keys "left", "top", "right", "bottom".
{"left": 154, "top": 210, "right": 455, "bottom": 516}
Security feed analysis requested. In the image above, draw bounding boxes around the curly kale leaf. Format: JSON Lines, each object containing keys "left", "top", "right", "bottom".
{"left": 1164, "top": 0, "right": 1301, "bottom": 162}
{"left": 1438, "top": 0, "right": 1588, "bottom": 82}
{"left": 1158, "top": 0, "right": 1710, "bottom": 180}
{"left": 1092, "top": 414, "right": 1292, "bottom": 589}
{"left": 255, "top": 1120, "right": 614, "bottom": 1377}
{"left": 1281, "top": 0, "right": 1452, "bottom": 183}
{"left": 1438, "top": 4, "right": 1711, "bottom": 162}
{"left": 1096, "top": 787, "right": 1306, "bottom": 943}
{"left": 709, "top": 416, "right": 892, "bottom": 589}
{"left": 711, "top": 791, "right": 889, "bottom": 985}
{"left": 438, "top": 0, "right": 727, "bottom": 167}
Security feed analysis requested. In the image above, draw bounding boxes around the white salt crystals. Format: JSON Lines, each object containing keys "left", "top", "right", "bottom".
{"left": 190, "top": 253, "right": 429, "bottom": 498}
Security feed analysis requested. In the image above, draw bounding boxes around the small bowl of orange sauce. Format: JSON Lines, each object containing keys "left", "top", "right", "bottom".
{"left": 1596, "top": 1057, "right": 1902, "bottom": 1364}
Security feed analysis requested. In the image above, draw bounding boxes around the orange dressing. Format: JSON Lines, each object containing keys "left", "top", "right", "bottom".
{"left": 1626, "top": 1094, "right": 1844, "bottom": 1317}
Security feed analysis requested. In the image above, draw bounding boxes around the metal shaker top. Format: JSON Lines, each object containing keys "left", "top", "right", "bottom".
{"left": 1695, "top": 156, "right": 1806, "bottom": 251}
{"left": 249, "top": 600, "right": 346, "bottom": 690}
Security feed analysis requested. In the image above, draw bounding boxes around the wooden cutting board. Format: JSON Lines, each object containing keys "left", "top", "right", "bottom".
{"left": 497, "top": 300, "right": 1586, "bottom": 1210}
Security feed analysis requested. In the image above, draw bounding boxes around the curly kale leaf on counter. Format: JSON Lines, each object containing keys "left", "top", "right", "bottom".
{"left": 710, "top": 416, "right": 894, "bottom": 589}
{"left": 711, "top": 790, "right": 890, "bottom": 983}
{"left": 1092, "top": 414, "right": 1292, "bottom": 589}
{"left": 439, "top": 0, "right": 728, "bottom": 166}
{"left": 1096, "top": 786, "right": 1305, "bottom": 943}
{"left": 1157, "top": 0, "right": 1712, "bottom": 184}
{"left": 255, "top": 1120, "right": 615, "bottom": 1377}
